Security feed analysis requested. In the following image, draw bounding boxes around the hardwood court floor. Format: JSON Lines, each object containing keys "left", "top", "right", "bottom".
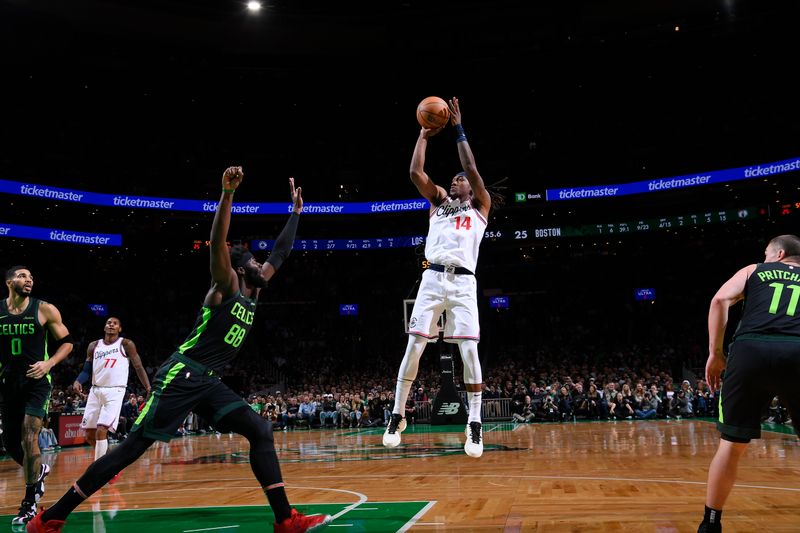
{"left": 1, "top": 419, "right": 798, "bottom": 532}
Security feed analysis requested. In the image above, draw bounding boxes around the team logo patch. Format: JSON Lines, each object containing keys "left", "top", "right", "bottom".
{"left": 409, "top": 317, "right": 418, "bottom": 329}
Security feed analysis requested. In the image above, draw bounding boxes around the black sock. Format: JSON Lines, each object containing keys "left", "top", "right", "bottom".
{"left": 24, "top": 483, "right": 36, "bottom": 502}
{"left": 704, "top": 505, "right": 722, "bottom": 524}
{"left": 42, "top": 487, "right": 86, "bottom": 521}
{"left": 265, "top": 485, "right": 291, "bottom": 523}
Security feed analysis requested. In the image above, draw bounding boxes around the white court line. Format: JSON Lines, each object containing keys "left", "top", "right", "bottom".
{"left": 183, "top": 526, "right": 239, "bottom": 533}
{"left": 293, "top": 486, "right": 367, "bottom": 522}
{"left": 397, "top": 500, "right": 437, "bottom": 533}
{"left": 279, "top": 473, "right": 800, "bottom": 494}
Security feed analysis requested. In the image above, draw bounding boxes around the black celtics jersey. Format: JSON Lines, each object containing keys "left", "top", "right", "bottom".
{"left": 734, "top": 262, "right": 800, "bottom": 339}
{"left": 0, "top": 298, "right": 50, "bottom": 377}
{"left": 176, "top": 292, "right": 257, "bottom": 372}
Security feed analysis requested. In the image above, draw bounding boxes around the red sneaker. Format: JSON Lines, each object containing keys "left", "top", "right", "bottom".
{"left": 108, "top": 472, "right": 122, "bottom": 485}
{"left": 274, "top": 508, "right": 332, "bottom": 533}
{"left": 25, "top": 509, "right": 65, "bottom": 533}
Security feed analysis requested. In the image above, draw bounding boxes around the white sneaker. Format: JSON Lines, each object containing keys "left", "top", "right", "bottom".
{"left": 382, "top": 414, "right": 407, "bottom": 448}
{"left": 464, "top": 421, "right": 483, "bottom": 458}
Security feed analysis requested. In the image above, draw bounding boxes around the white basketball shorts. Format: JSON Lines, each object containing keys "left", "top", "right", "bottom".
{"left": 81, "top": 386, "right": 126, "bottom": 431}
{"left": 407, "top": 269, "right": 480, "bottom": 342}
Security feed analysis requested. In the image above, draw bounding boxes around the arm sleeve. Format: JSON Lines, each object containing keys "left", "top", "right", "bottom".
{"left": 76, "top": 360, "right": 92, "bottom": 385}
{"left": 266, "top": 212, "right": 300, "bottom": 271}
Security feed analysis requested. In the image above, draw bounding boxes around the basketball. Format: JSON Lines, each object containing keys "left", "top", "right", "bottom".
{"left": 416, "top": 96, "right": 450, "bottom": 129}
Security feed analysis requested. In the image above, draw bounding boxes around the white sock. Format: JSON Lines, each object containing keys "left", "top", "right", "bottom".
{"left": 95, "top": 439, "right": 108, "bottom": 461}
{"left": 393, "top": 336, "right": 428, "bottom": 415}
{"left": 468, "top": 392, "right": 482, "bottom": 423}
{"left": 458, "top": 339, "right": 483, "bottom": 423}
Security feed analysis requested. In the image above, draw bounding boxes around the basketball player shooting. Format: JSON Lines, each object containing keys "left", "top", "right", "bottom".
{"left": 384, "top": 97, "right": 492, "bottom": 458}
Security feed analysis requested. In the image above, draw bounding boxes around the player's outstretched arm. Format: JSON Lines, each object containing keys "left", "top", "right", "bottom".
{"left": 410, "top": 129, "right": 448, "bottom": 206}
{"left": 449, "top": 97, "right": 490, "bottom": 216}
{"left": 261, "top": 178, "right": 302, "bottom": 282}
{"left": 210, "top": 166, "right": 243, "bottom": 291}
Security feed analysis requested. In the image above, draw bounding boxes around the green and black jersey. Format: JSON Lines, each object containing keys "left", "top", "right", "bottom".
{"left": 734, "top": 262, "right": 800, "bottom": 339}
{"left": 176, "top": 291, "right": 257, "bottom": 372}
{"left": 0, "top": 298, "right": 49, "bottom": 378}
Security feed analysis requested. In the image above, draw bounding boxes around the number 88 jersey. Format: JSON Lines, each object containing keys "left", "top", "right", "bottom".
{"left": 175, "top": 292, "right": 257, "bottom": 373}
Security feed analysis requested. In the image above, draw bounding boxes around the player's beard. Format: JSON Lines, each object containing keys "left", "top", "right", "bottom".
{"left": 13, "top": 284, "right": 31, "bottom": 297}
{"left": 243, "top": 266, "right": 268, "bottom": 289}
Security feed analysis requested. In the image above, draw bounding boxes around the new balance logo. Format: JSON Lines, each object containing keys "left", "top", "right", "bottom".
{"left": 437, "top": 403, "right": 461, "bottom": 415}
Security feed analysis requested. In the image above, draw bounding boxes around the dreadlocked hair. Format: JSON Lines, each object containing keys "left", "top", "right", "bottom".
{"left": 485, "top": 177, "right": 508, "bottom": 214}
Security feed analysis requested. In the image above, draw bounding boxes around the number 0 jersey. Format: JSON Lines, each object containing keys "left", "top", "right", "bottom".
{"left": 734, "top": 262, "right": 800, "bottom": 339}
{"left": 0, "top": 298, "right": 49, "bottom": 378}
{"left": 424, "top": 198, "right": 487, "bottom": 273}
{"left": 92, "top": 336, "right": 130, "bottom": 387}
{"left": 176, "top": 292, "right": 257, "bottom": 372}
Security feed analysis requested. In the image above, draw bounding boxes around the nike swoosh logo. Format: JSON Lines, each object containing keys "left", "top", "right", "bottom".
{"left": 0, "top": 316, "right": 6, "bottom": 320}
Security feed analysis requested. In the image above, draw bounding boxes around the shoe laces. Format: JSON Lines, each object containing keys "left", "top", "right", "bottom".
{"left": 469, "top": 422, "right": 482, "bottom": 444}
{"left": 17, "top": 499, "right": 35, "bottom": 516}
{"left": 387, "top": 414, "right": 402, "bottom": 434}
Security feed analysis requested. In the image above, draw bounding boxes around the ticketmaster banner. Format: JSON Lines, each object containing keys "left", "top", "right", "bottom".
{"left": 0, "top": 222, "right": 121, "bottom": 246}
{"left": 0, "top": 179, "right": 428, "bottom": 215}
{"left": 546, "top": 156, "right": 800, "bottom": 201}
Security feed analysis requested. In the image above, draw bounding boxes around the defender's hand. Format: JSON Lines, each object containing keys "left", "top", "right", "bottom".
{"left": 222, "top": 166, "right": 244, "bottom": 191}
{"left": 290, "top": 177, "right": 303, "bottom": 214}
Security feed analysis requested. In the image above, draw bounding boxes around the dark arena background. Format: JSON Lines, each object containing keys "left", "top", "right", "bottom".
{"left": 1, "top": 0, "right": 800, "bottom": 531}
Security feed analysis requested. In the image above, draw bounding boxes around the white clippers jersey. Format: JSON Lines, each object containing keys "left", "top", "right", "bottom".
{"left": 424, "top": 197, "right": 487, "bottom": 273}
{"left": 92, "top": 337, "right": 130, "bottom": 387}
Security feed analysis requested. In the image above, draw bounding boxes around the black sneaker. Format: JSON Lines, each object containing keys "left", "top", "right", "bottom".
{"left": 34, "top": 463, "right": 51, "bottom": 503}
{"left": 11, "top": 499, "right": 36, "bottom": 525}
{"left": 382, "top": 413, "right": 406, "bottom": 448}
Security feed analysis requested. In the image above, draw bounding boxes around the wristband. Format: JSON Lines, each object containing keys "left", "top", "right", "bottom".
{"left": 455, "top": 124, "right": 467, "bottom": 143}
{"left": 223, "top": 188, "right": 235, "bottom": 194}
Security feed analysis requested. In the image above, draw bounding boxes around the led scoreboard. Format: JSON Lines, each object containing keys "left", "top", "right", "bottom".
{"left": 203, "top": 205, "right": 767, "bottom": 252}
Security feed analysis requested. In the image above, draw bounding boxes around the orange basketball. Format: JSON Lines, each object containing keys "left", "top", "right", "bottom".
{"left": 416, "top": 96, "right": 450, "bottom": 129}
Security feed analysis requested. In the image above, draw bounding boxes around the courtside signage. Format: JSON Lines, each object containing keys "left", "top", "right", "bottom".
{"left": 546, "top": 156, "right": 800, "bottom": 201}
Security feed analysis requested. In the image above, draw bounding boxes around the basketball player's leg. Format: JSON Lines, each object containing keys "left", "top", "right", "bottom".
{"left": 0, "top": 398, "right": 25, "bottom": 466}
{"left": 208, "top": 384, "right": 332, "bottom": 530}
{"left": 394, "top": 270, "right": 443, "bottom": 416}
{"left": 38, "top": 429, "right": 156, "bottom": 524}
{"left": 445, "top": 274, "right": 484, "bottom": 457}
{"left": 81, "top": 387, "right": 102, "bottom": 453}
{"left": 699, "top": 339, "right": 771, "bottom": 532}
{"left": 94, "top": 387, "right": 125, "bottom": 462}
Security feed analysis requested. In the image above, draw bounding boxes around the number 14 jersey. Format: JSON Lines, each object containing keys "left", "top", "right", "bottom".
{"left": 425, "top": 198, "right": 487, "bottom": 273}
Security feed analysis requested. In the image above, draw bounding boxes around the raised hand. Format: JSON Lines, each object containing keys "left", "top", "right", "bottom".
{"left": 222, "top": 166, "right": 244, "bottom": 191}
{"left": 290, "top": 177, "right": 303, "bottom": 214}
{"left": 448, "top": 96, "right": 462, "bottom": 126}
